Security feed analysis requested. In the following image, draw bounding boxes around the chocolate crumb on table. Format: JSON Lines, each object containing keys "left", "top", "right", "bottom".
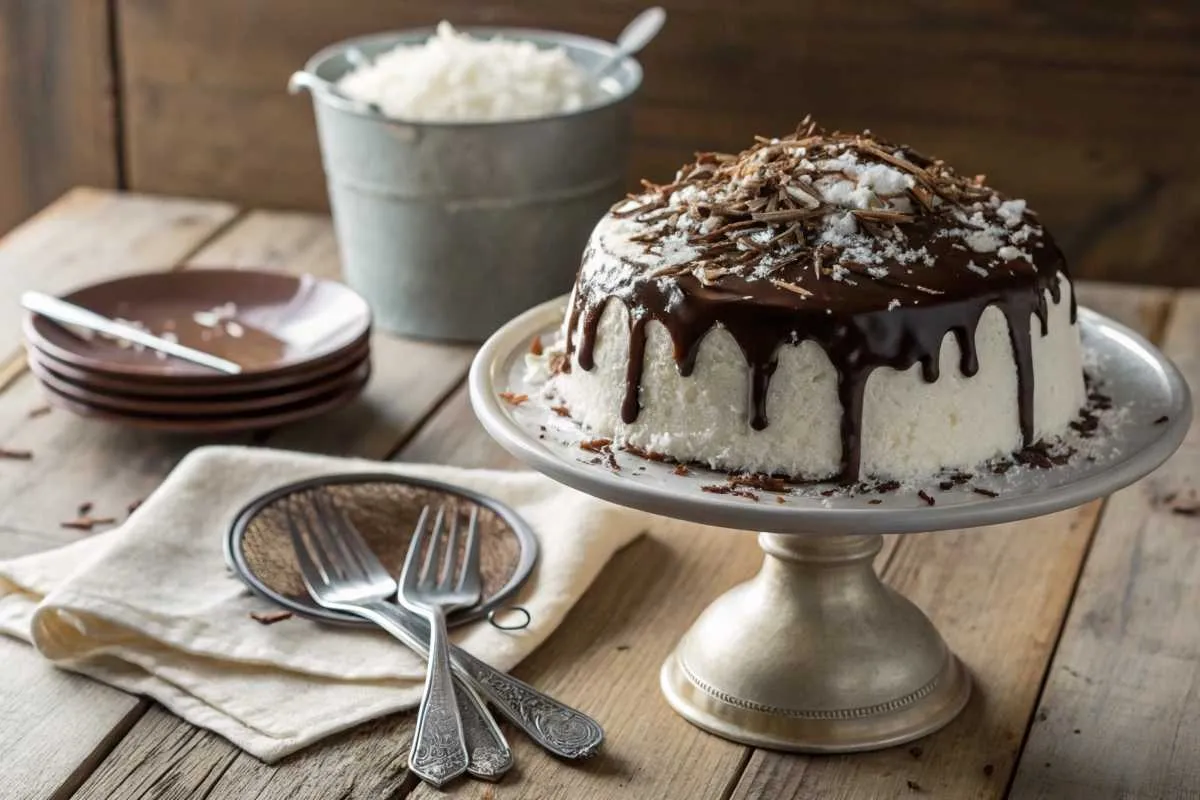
{"left": 1154, "top": 415, "right": 1169, "bottom": 424}
{"left": 127, "top": 499, "right": 144, "bottom": 515}
{"left": 0, "top": 448, "right": 33, "bottom": 460}
{"left": 77, "top": 501, "right": 94, "bottom": 516}
{"left": 906, "top": 779, "right": 923, "bottom": 792}
{"left": 868, "top": 498, "right": 883, "bottom": 505}
{"left": 983, "top": 764, "right": 995, "bottom": 777}
{"left": 250, "top": 611, "right": 293, "bottom": 625}
{"left": 27, "top": 405, "right": 51, "bottom": 419}
{"left": 908, "top": 746, "right": 923, "bottom": 760}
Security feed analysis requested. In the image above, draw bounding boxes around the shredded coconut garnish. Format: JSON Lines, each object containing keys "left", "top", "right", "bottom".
{"left": 579, "top": 116, "right": 1048, "bottom": 307}
{"left": 338, "top": 22, "right": 596, "bottom": 122}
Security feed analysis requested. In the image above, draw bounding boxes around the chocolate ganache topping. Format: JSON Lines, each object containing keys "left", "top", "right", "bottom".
{"left": 564, "top": 118, "right": 1076, "bottom": 480}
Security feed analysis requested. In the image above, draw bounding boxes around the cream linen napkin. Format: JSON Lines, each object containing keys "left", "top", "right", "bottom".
{"left": 0, "top": 446, "right": 653, "bottom": 762}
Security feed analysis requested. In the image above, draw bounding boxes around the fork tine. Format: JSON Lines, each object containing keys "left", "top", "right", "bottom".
{"left": 420, "top": 505, "right": 446, "bottom": 586}
{"left": 284, "top": 502, "right": 332, "bottom": 592}
{"left": 440, "top": 506, "right": 460, "bottom": 590}
{"left": 296, "top": 494, "right": 346, "bottom": 583}
{"left": 458, "top": 506, "right": 481, "bottom": 595}
{"left": 400, "top": 505, "right": 432, "bottom": 594}
{"left": 312, "top": 491, "right": 368, "bottom": 581}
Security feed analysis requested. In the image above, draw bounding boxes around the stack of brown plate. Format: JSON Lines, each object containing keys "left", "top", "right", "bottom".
{"left": 22, "top": 269, "right": 372, "bottom": 433}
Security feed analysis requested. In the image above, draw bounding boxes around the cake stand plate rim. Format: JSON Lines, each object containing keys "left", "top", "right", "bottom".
{"left": 468, "top": 294, "right": 1192, "bottom": 536}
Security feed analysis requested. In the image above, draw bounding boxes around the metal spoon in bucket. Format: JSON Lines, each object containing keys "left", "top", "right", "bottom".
{"left": 592, "top": 7, "right": 667, "bottom": 81}
{"left": 288, "top": 59, "right": 382, "bottom": 115}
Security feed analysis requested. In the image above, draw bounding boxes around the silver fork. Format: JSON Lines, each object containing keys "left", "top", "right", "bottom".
{"left": 285, "top": 492, "right": 511, "bottom": 784}
{"left": 397, "top": 505, "right": 481, "bottom": 787}
{"left": 284, "top": 490, "right": 605, "bottom": 760}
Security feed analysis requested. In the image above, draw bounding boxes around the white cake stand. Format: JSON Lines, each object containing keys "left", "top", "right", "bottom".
{"left": 468, "top": 296, "right": 1191, "bottom": 753}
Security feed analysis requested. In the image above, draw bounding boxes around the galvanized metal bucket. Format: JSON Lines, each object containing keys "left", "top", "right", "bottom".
{"left": 290, "top": 28, "right": 642, "bottom": 341}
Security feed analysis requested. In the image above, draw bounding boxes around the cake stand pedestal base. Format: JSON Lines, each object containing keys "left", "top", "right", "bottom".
{"left": 660, "top": 533, "right": 971, "bottom": 752}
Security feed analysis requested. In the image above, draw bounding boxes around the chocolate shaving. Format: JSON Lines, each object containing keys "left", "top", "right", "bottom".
{"left": 529, "top": 336, "right": 544, "bottom": 356}
{"left": 701, "top": 484, "right": 760, "bottom": 501}
{"left": 580, "top": 438, "right": 613, "bottom": 453}
{"left": 550, "top": 405, "right": 570, "bottom": 417}
{"left": 0, "top": 448, "right": 32, "bottom": 460}
{"left": 61, "top": 516, "right": 117, "bottom": 531}
{"left": 250, "top": 611, "right": 293, "bottom": 625}
{"left": 77, "top": 501, "right": 93, "bottom": 516}
{"left": 673, "top": 464, "right": 690, "bottom": 476}
{"left": 972, "top": 487, "right": 1000, "bottom": 498}
{"left": 27, "top": 405, "right": 51, "bottom": 419}
{"left": 1154, "top": 415, "right": 1169, "bottom": 425}
{"left": 498, "top": 392, "right": 529, "bottom": 406}
{"left": 728, "top": 473, "right": 791, "bottom": 493}
{"left": 918, "top": 489, "right": 936, "bottom": 506}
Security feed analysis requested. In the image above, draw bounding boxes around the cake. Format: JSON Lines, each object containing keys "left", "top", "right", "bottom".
{"left": 549, "top": 118, "right": 1085, "bottom": 482}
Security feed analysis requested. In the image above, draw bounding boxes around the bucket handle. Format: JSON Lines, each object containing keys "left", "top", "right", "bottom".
{"left": 288, "top": 70, "right": 381, "bottom": 116}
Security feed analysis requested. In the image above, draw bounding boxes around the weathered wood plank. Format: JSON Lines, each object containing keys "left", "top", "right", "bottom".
{"left": 0, "top": 0, "right": 118, "bottom": 235}
{"left": 0, "top": 203, "right": 469, "bottom": 800}
{"left": 729, "top": 284, "right": 1173, "bottom": 799}
{"left": 0, "top": 188, "right": 239, "bottom": 367}
{"left": 1008, "top": 290, "right": 1200, "bottom": 800}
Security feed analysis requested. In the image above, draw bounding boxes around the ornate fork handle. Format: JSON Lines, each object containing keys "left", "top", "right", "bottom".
{"left": 358, "top": 601, "right": 604, "bottom": 759}
{"left": 456, "top": 679, "right": 513, "bottom": 779}
{"left": 407, "top": 606, "right": 468, "bottom": 787}
{"left": 452, "top": 647, "right": 604, "bottom": 759}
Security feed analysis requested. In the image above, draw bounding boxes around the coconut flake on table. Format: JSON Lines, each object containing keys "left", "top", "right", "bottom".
{"left": 337, "top": 21, "right": 597, "bottom": 122}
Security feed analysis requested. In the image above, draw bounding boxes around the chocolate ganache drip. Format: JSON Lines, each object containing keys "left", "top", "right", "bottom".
{"left": 565, "top": 118, "right": 1076, "bottom": 481}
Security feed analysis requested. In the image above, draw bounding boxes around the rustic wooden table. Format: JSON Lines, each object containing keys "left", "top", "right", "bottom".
{"left": 0, "top": 189, "right": 1197, "bottom": 800}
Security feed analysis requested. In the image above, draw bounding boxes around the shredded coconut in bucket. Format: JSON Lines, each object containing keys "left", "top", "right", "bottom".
{"left": 338, "top": 22, "right": 597, "bottom": 122}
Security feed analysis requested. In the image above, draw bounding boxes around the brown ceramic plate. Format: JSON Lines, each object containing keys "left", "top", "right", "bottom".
{"left": 25, "top": 269, "right": 371, "bottom": 380}
{"left": 29, "top": 353, "right": 370, "bottom": 416}
{"left": 225, "top": 473, "right": 539, "bottom": 627}
{"left": 37, "top": 370, "right": 370, "bottom": 433}
{"left": 25, "top": 336, "right": 371, "bottom": 397}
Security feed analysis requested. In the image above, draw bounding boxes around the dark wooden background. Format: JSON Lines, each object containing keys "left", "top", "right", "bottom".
{"left": 3, "top": 0, "right": 1198, "bottom": 286}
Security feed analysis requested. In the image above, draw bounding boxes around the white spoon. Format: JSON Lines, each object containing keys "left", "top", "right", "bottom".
{"left": 592, "top": 7, "right": 666, "bottom": 80}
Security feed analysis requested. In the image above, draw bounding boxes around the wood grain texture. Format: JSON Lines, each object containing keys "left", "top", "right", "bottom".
{"left": 0, "top": 189, "right": 238, "bottom": 367}
{"left": 114, "top": 0, "right": 1200, "bottom": 285}
{"left": 0, "top": 0, "right": 118, "bottom": 235}
{"left": 729, "top": 284, "right": 1174, "bottom": 800}
{"left": 0, "top": 199, "right": 468, "bottom": 800}
{"left": 1008, "top": 290, "right": 1200, "bottom": 800}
